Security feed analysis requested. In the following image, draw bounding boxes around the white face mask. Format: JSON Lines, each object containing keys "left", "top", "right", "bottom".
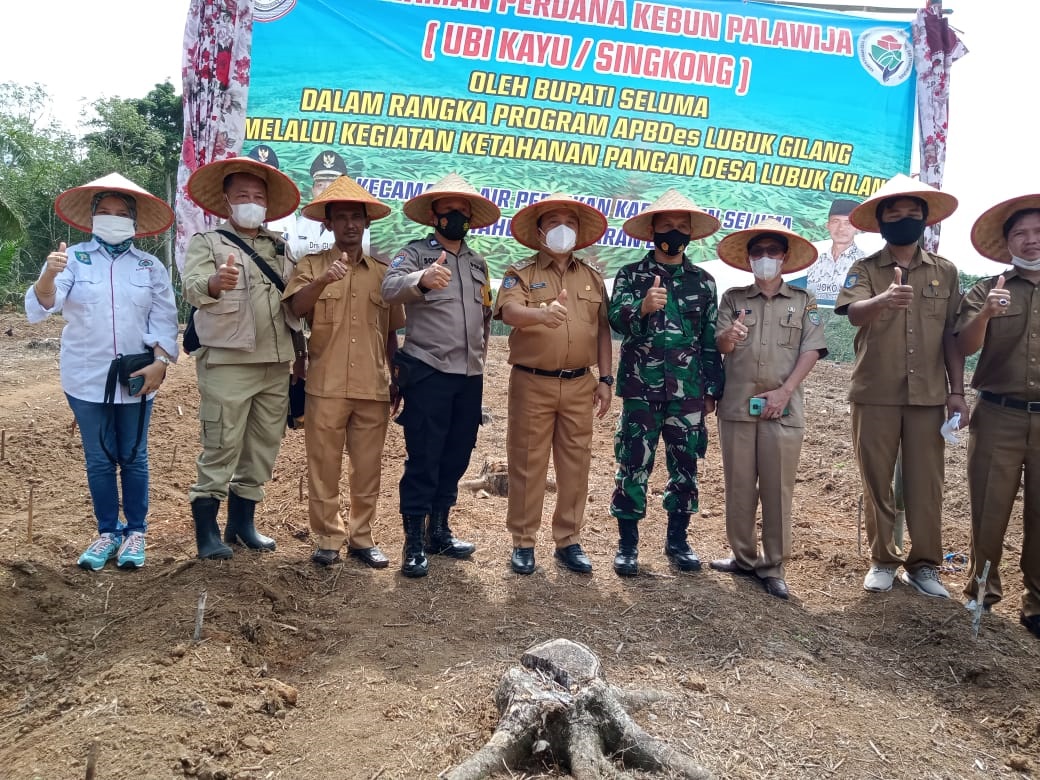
{"left": 542, "top": 224, "right": 577, "bottom": 254}
{"left": 1011, "top": 254, "right": 1040, "bottom": 271}
{"left": 750, "top": 257, "right": 782, "bottom": 280}
{"left": 92, "top": 215, "right": 136, "bottom": 244}
{"left": 229, "top": 201, "right": 267, "bottom": 229}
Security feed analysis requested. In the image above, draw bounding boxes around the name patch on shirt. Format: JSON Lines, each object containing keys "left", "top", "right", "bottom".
{"left": 843, "top": 273, "right": 858, "bottom": 289}
{"left": 75, "top": 251, "right": 92, "bottom": 265}
{"left": 530, "top": 282, "right": 546, "bottom": 289}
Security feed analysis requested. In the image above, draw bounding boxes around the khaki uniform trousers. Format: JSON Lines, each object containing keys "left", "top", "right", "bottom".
{"left": 190, "top": 361, "right": 290, "bottom": 503}
{"left": 851, "top": 403, "right": 945, "bottom": 570}
{"left": 964, "top": 400, "right": 1040, "bottom": 617}
{"left": 305, "top": 393, "right": 391, "bottom": 550}
{"left": 718, "top": 419, "right": 803, "bottom": 578}
{"left": 506, "top": 369, "right": 595, "bottom": 548}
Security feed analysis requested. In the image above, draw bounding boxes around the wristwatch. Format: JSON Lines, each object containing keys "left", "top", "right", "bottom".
{"left": 598, "top": 375, "right": 615, "bottom": 387}
{"left": 154, "top": 355, "right": 171, "bottom": 367}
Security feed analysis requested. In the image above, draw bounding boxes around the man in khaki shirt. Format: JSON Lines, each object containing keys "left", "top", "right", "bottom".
{"left": 835, "top": 175, "right": 967, "bottom": 598}
{"left": 494, "top": 194, "right": 612, "bottom": 575}
{"left": 283, "top": 176, "right": 404, "bottom": 569}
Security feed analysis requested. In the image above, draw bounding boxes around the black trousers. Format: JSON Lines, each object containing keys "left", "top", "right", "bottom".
{"left": 398, "top": 369, "right": 483, "bottom": 516}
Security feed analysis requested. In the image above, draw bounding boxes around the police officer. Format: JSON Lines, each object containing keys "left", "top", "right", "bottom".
{"left": 956, "top": 194, "right": 1040, "bottom": 639}
{"left": 608, "top": 189, "right": 723, "bottom": 576}
{"left": 183, "top": 157, "right": 305, "bottom": 559}
{"left": 283, "top": 176, "right": 404, "bottom": 569}
{"left": 835, "top": 174, "right": 967, "bottom": 598}
{"left": 495, "top": 194, "right": 612, "bottom": 575}
{"left": 711, "top": 219, "right": 827, "bottom": 600}
{"left": 381, "top": 173, "right": 500, "bottom": 577}
{"left": 289, "top": 149, "right": 354, "bottom": 259}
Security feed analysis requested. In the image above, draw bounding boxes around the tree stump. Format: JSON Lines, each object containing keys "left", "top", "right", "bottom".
{"left": 446, "top": 639, "right": 710, "bottom": 780}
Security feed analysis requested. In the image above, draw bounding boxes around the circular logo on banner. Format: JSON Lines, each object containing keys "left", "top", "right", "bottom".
{"left": 857, "top": 28, "right": 913, "bottom": 86}
{"left": 253, "top": 0, "right": 297, "bottom": 23}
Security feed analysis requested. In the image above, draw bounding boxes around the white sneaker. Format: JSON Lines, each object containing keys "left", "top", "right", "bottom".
{"left": 863, "top": 565, "right": 897, "bottom": 592}
{"left": 900, "top": 566, "right": 949, "bottom": 598}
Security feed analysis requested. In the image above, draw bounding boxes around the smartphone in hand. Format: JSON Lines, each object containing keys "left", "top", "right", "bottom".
{"left": 128, "top": 375, "right": 146, "bottom": 396}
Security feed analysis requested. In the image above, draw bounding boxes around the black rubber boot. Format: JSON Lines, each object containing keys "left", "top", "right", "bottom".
{"left": 225, "top": 491, "right": 276, "bottom": 551}
{"left": 401, "top": 515, "right": 429, "bottom": 578}
{"left": 426, "top": 507, "right": 476, "bottom": 558}
{"left": 664, "top": 512, "right": 701, "bottom": 572}
{"left": 613, "top": 518, "right": 639, "bottom": 577}
{"left": 192, "top": 497, "right": 233, "bottom": 560}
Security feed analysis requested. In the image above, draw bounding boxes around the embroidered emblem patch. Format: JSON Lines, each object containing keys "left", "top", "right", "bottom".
{"left": 75, "top": 252, "right": 91, "bottom": 265}
{"left": 808, "top": 311, "right": 821, "bottom": 325}
{"left": 502, "top": 275, "right": 518, "bottom": 289}
{"left": 391, "top": 255, "right": 406, "bottom": 268}
{"left": 137, "top": 258, "right": 154, "bottom": 267}
{"left": 843, "top": 273, "right": 858, "bottom": 289}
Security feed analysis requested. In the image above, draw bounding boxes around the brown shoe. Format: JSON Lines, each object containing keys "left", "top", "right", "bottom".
{"left": 349, "top": 546, "right": 390, "bottom": 569}
{"left": 709, "top": 558, "right": 756, "bottom": 577}
{"left": 762, "top": 576, "right": 789, "bottom": 600}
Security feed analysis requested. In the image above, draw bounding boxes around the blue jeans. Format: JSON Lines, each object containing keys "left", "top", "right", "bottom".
{"left": 66, "top": 394, "right": 153, "bottom": 536}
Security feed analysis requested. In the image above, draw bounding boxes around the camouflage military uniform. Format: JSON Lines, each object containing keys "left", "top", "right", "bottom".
{"left": 608, "top": 252, "right": 724, "bottom": 519}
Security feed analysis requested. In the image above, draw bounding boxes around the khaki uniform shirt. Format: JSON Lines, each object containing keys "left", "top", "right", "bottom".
{"left": 182, "top": 224, "right": 299, "bottom": 365}
{"left": 381, "top": 234, "right": 492, "bottom": 376}
{"left": 956, "top": 269, "right": 1040, "bottom": 399}
{"left": 835, "top": 247, "right": 960, "bottom": 406}
{"left": 283, "top": 248, "right": 405, "bottom": 401}
{"left": 716, "top": 283, "right": 828, "bottom": 427}
{"left": 493, "top": 252, "right": 607, "bottom": 371}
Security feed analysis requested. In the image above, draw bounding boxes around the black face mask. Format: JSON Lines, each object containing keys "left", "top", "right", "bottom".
{"left": 434, "top": 209, "right": 470, "bottom": 241}
{"left": 879, "top": 216, "right": 926, "bottom": 246}
{"left": 653, "top": 229, "right": 690, "bottom": 257}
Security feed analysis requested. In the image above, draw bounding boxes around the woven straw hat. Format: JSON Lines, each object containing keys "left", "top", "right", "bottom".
{"left": 187, "top": 157, "right": 300, "bottom": 221}
{"left": 622, "top": 189, "right": 720, "bottom": 241}
{"left": 402, "top": 172, "right": 501, "bottom": 229}
{"left": 509, "top": 194, "right": 607, "bottom": 251}
{"left": 849, "top": 173, "right": 958, "bottom": 232}
{"left": 300, "top": 175, "right": 391, "bottom": 222}
{"left": 971, "top": 194, "right": 1040, "bottom": 263}
{"left": 55, "top": 173, "right": 174, "bottom": 237}
{"left": 716, "top": 218, "right": 818, "bottom": 274}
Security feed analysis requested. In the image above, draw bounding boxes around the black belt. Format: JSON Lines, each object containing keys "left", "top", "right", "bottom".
{"left": 514, "top": 364, "right": 589, "bottom": 379}
{"left": 980, "top": 390, "right": 1040, "bottom": 413}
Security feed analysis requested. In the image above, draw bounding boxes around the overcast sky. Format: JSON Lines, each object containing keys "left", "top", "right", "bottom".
{"left": 3, "top": 0, "right": 1037, "bottom": 275}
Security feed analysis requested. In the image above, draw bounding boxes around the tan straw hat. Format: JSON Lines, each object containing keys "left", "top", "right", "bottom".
{"left": 716, "top": 218, "right": 818, "bottom": 274}
{"left": 300, "top": 175, "right": 392, "bottom": 222}
{"left": 55, "top": 173, "right": 174, "bottom": 237}
{"left": 187, "top": 156, "right": 301, "bottom": 221}
{"left": 402, "top": 172, "right": 501, "bottom": 229}
{"left": 622, "top": 188, "right": 720, "bottom": 241}
{"left": 849, "top": 173, "right": 958, "bottom": 232}
{"left": 971, "top": 194, "right": 1040, "bottom": 263}
{"left": 509, "top": 193, "right": 608, "bottom": 251}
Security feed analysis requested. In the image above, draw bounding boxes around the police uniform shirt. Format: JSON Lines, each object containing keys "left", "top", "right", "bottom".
{"left": 284, "top": 248, "right": 404, "bottom": 401}
{"left": 716, "top": 283, "right": 828, "bottom": 427}
{"left": 835, "top": 246, "right": 960, "bottom": 406}
{"left": 381, "top": 234, "right": 492, "bottom": 376}
{"left": 493, "top": 252, "right": 606, "bottom": 371}
{"left": 956, "top": 269, "right": 1040, "bottom": 399}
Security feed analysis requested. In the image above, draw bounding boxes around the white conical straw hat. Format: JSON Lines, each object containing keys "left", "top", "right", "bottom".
{"left": 849, "top": 173, "right": 957, "bottom": 232}
{"left": 623, "top": 188, "right": 719, "bottom": 241}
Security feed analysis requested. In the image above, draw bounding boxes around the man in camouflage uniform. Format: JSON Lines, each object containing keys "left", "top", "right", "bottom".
{"left": 607, "top": 189, "right": 724, "bottom": 576}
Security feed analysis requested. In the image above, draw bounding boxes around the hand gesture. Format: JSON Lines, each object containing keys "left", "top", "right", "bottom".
{"left": 885, "top": 266, "right": 914, "bottom": 309}
{"left": 214, "top": 254, "right": 240, "bottom": 291}
{"left": 593, "top": 379, "right": 612, "bottom": 418}
{"left": 542, "top": 289, "right": 568, "bottom": 329}
{"left": 640, "top": 274, "right": 667, "bottom": 316}
{"left": 42, "top": 242, "right": 68, "bottom": 280}
{"left": 420, "top": 251, "right": 451, "bottom": 290}
{"left": 723, "top": 311, "right": 748, "bottom": 344}
{"left": 984, "top": 275, "right": 1010, "bottom": 316}
{"left": 323, "top": 253, "right": 349, "bottom": 285}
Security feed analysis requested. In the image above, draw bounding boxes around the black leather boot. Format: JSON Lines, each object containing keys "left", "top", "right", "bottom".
{"left": 401, "top": 515, "right": 429, "bottom": 578}
{"left": 225, "top": 491, "right": 276, "bottom": 551}
{"left": 426, "top": 507, "right": 475, "bottom": 558}
{"left": 664, "top": 512, "right": 701, "bottom": 571}
{"left": 613, "top": 518, "right": 639, "bottom": 577}
{"left": 192, "top": 497, "right": 233, "bottom": 560}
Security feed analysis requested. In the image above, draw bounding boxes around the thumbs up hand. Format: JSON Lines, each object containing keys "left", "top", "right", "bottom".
{"left": 420, "top": 250, "right": 452, "bottom": 290}
{"left": 542, "top": 289, "right": 568, "bottom": 329}
{"left": 323, "top": 252, "right": 349, "bottom": 284}
{"left": 42, "top": 241, "right": 68, "bottom": 280}
{"left": 640, "top": 274, "right": 667, "bottom": 316}
{"left": 723, "top": 310, "right": 749, "bottom": 345}
{"left": 214, "top": 253, "right": 240, "bottom": 291}
{"left": 885, "top": 265, "right": 914, "bottom": 309}
{"left": 984, "top": 274, "right": 1010, "bottom": 315}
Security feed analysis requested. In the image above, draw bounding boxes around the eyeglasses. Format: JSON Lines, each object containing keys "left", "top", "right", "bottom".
{"left": 748, "top": 245, "right": 785, "bottom": 259}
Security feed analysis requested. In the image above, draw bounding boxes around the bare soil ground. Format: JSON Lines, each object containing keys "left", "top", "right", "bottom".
{"left": 0, "top": 309, "right": 1038, "bottom": 780}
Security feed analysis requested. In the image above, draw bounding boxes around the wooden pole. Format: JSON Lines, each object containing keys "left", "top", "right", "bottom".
{"left": 27, "top": 485, "right": 33, "bottom": 543}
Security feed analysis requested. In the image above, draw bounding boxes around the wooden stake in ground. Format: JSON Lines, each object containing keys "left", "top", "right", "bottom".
{"left": 447, "top": 639, "right": 710, "bottom": 780}
{"left": 1, "top": 428, "right": 5, "bottom": 462}
{"left": 169, "top": 444, "right": 178, "bottom": 470}
{"left": 27, "top": 485, "right": 33, "bottom": 543}
{"left": 193, "top": 590, "right": 208, "bottom": 643}
{"left": 84, "top": 739, "right": 98, "bottom": 780}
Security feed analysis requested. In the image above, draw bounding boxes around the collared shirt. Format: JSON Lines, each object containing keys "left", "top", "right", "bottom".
{"left": 182, "top": 223, "right": 298, "bottom": 365}
{"left": 806, "top": 241, "right": 865, "bottom": 305}
{"left": 608, "top": 252, "right": 723, "bottom": 401}
{"left": 956, "top": 269, "right": 1040, "bottom": 399}
{"left": 835, "top": 246, "right": 960, "bottom": 406}
{"left": 493, "top": 251, "right": 606, "bottom": 371}
{"left": 716, "top": 283, "right": 828, "bottom": 427}
{"left": 287, "top": 215, "right": 371, "bottom": 260}
{"left": 381, "top": 233, "right": 492, "bottom": 376}
{"left": 284, "top": 248, "right": 404, "bottom": 401}
{"left": 24, "top": 240, "right": 179, "bottom": 404}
